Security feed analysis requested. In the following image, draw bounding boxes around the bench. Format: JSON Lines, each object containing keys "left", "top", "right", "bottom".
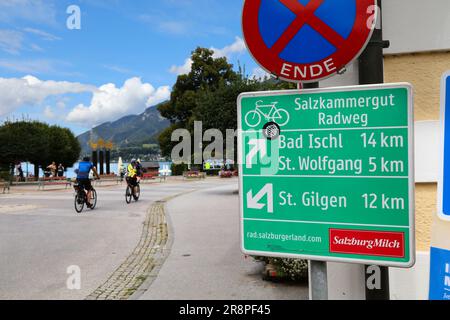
{"left": 183, "top": 171, "right": 206, "bottom": 180}
{"left": 95, "top": 174, "right": 120, "bottom": 186}
{"left": 140, "top": 172, "right": 167, "bottom": 183}
{"left": 38, "top": 177, "right": 71, "bottom": 190}
{"left": 0, "top": 180, "right": 10, "bottom": 194}
{"left": 141, "top": 172, "right": 158, "bottom": 180}
{"left": 219, "top": 171, "right": 234, "bottom": 178}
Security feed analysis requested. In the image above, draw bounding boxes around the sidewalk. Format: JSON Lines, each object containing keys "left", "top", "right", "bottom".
{"left": 138, "top": 180, "right": 308, "bottom": 300}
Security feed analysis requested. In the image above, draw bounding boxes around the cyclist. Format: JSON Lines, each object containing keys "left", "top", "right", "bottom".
{"left": 136, "top": 159, "right": 144, "bottom": 178}
{"left": 76, "top": 157, "right": 100, "bottom": 208}
{"left": 126, "top": 159, "right": 140, "bottom": 194}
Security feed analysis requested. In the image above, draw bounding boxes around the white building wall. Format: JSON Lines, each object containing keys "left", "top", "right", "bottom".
{"left": 415, "top": 121, "right": 440, "bottom": 183}
{"left": 383, "top": 0, "right": 450, "bottom": 54}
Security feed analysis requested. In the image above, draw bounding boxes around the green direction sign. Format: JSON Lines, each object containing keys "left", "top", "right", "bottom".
{"left": 238, "top": 84, "right": 415, "bottom": 268}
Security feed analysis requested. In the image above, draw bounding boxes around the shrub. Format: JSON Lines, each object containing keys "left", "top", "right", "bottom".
{"left": 171, "top": 163, "right": 189, "bottom": 176}
{"left": 255, "top": 256, "right": 308, "bottom": 281}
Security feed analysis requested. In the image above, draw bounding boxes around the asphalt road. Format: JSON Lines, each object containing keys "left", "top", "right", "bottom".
{"left": 0, "top": 178, "right": 308, "bottom": 300}
{"left": 0, "top": 179, "right": 220, "bottom": 300}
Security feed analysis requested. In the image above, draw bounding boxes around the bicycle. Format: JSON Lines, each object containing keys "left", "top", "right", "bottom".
{"left": 125, "top": 178, "right": 140, "bottom": 204}
{"left": 245, "top": 100, "right": 290, "bottom": 128}
{"left": 74, "top": 181, "right": 97, "bottom": 213}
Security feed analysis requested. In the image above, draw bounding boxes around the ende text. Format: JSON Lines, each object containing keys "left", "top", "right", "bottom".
{"left": 280, "top": 58, "right": 336, "bottom": 80}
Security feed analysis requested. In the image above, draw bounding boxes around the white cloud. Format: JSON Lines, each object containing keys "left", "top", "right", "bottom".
{"left": 0, "top": 0, "right": 56, "bottom": 25}
{"left": 251, "top": 67, "right": 272, "bottom": 81}
{"left": 0, "top": 28, "right": 59, "bottom": 55}
{"left": 24, "top": 28, "right": 61, "bottom": 41}
{"left": 66, "top": 77, "right": 171, "bottom": 127}
{"left": 0, "top": 75, "right": 95, "bottom": 117}
{"left": 0, "top": 59, "right": 53, "bottom": 74}
{"left": 56, "top": 99, "right": 67, "bottom": 110}
{"left": 0, "top": 29, "right": 23, "bottom": 54}
{"left": 211, "top": 36, "right": 247, "bottom": 59}
{"left": 43, "top": 106, "right": 56, "bottom": 119}
{"left": 158, "top": 20, "right": 188, "bottom": 35}
{"left": 0, "top": 75, "right": 171, "bottom": 128}
{"left": 138, "top": 14, "right": 191, "bottom": 36}
{"left": 0, "top": 59, "right": 81, "bottom": 77}
{"left": 169, "top": 58, "right": 193, "bottom": 75}
{"left": 30, "top": 43, "right": 44, "bottom": 52}
{"left": 170, "top": 36, "right": 247, "bottom": 75}
{"left": 103, "top": 64, "right": 133, "bottom": 74}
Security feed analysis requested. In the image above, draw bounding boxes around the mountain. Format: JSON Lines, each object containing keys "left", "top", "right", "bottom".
{"left": 77, "top": 104, "right": 170, "bottom": 157}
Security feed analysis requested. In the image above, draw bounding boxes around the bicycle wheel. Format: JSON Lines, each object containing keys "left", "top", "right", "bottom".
{"left": 125, "top": 186, "right": 132, "bottom": 204}
{"left": 133, "top": 184, "right": 140, "bottom": 201}
{"left": 74, "top": 192, "right": 84, "bottom": 213}
{"left": 273, "top": 109, "right": 290, "bottom": 127}
{"left": 90, "top": 189, "right": 97, "bottom": 210}
{"left": 245, "top": 110, "right": 261, "bottom": 128}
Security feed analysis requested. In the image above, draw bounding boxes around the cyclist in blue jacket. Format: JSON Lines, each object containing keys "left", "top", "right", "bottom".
{"left": 76, "top": 157, "right": 100, "bottom": 208}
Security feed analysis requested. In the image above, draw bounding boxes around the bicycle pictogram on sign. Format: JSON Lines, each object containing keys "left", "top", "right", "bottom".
{"left": 242, "top": 0, "right": 376, "bottom": 83}
{"left": 244, "top": 100, "right": 290, "bottom": 128}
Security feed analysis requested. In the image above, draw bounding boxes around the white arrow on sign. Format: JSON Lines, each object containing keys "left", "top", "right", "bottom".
{"left": 246, "top": 139, "right": 267, "bottom": 169}
{"left": 247, "top": 184, "right": 273, "bottom": 213}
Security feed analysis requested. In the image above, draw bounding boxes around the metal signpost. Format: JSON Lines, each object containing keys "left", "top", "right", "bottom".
{"left": 358, "top": 0, "right": 392, "bottom": 299}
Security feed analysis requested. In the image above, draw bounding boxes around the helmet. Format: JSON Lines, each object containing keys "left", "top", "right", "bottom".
{"left": 131, "top": 158, "right": 137, "bottom": 164}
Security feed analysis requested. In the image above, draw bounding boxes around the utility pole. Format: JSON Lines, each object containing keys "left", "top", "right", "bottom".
{"left": 358, "top": 0, "right": 391, "bottom": 300}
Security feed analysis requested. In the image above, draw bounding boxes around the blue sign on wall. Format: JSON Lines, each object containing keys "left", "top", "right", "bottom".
{"left": 439, "top": 71, "right": 450, "bottom": 221}
{"left": 429, "top": 247, "right": 450, "bottom": 300}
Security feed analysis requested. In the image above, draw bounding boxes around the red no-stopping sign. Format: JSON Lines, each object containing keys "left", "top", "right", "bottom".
{"left": 243, "top": 0, "right": 376, "bottom": 83}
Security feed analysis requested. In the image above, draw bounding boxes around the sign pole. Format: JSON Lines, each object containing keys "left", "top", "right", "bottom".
{"left": 299, "top": 82, "right": 329, "bottom": 300}
{"left": 309, "top": 260, "right": 328, "bottom": 300}
{"left": 358, "top": 0, "right": 391, "bottom": 300}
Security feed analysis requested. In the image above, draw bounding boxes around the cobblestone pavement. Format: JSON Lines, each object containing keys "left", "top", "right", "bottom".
{"left": 86, "top": 197, "right": 175, "bottom": 300}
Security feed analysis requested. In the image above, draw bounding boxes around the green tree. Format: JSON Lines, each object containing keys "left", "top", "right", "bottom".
{"left": 158, "top": 123, "right": 185, "bottom": 160}
{"left": 158, "top": 47, "right": 238, "bottom": 158}
{"left": 0, "top": 121, "right": 80, "bottom": 179}
{"left": 158, "top": 47, "right": 237, "bottom": 124}
{"left": 0, "top": 121, "right": 49, "bottom": 178}
{"left": 40, "top": 125, "right": 81, "bottom": 171}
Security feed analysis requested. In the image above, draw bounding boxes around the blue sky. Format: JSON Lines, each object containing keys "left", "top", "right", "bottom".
{"left": 0, "top": 0, "right": 263, "bottom": 135}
